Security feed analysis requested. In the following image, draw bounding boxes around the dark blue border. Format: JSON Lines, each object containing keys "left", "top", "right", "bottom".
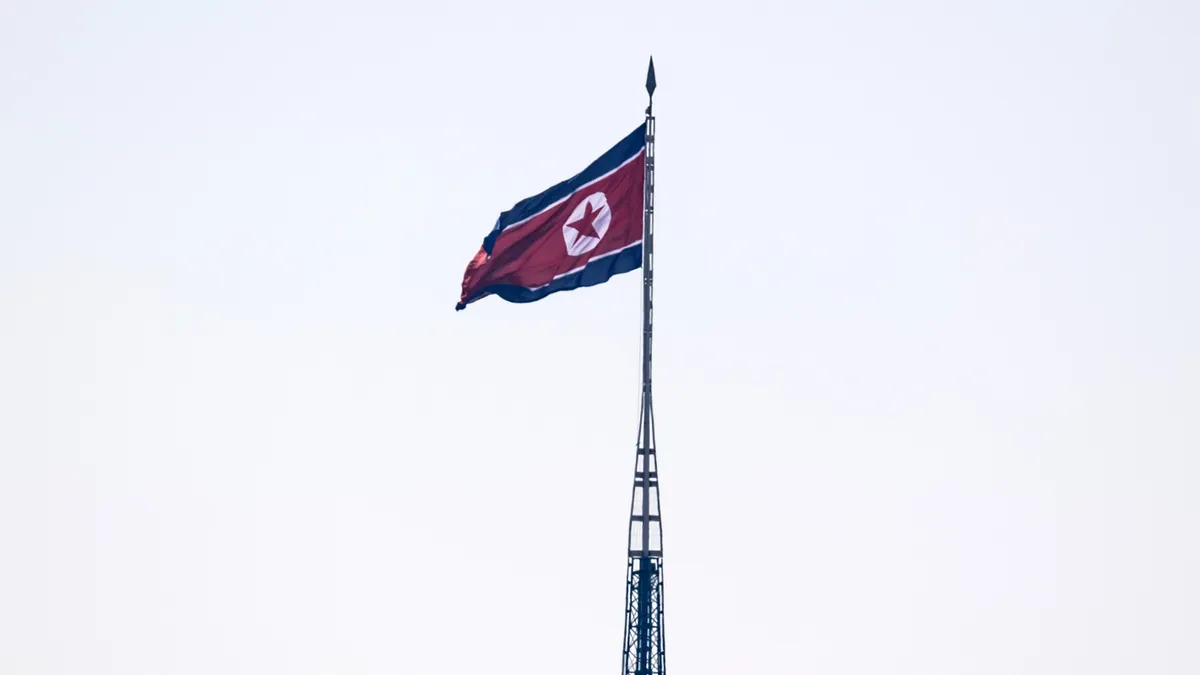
{"left": 481, "top": 124, "right": 647, "bottom": 255}
{"left": 464, "top": 243, "right": 642, "bottom": 308}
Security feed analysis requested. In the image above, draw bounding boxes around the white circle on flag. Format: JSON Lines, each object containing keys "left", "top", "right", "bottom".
{"left": 562, "top": 192, "right": 611, "bottom": 256}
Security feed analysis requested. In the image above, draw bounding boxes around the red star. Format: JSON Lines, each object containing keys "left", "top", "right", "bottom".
{"left": 569, "top": 201, "right": 600, "bottom": 240}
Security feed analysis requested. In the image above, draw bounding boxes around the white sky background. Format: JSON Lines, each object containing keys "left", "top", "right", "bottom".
{"left": 2, "top": 1, "right": 1198, "bottom": 673}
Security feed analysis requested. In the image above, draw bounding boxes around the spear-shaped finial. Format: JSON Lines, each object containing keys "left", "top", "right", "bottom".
{"left": 646, "top": 56, "right": 657, "bottom": 99}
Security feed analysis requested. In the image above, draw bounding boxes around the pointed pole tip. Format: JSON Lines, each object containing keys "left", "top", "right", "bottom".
{"left": 645, "top": 57, "right": 657, "bottom": 98}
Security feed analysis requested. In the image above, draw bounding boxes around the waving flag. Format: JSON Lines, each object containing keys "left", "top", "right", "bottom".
{"left": 456, "top": 124, "right": 647, "bottom": 310}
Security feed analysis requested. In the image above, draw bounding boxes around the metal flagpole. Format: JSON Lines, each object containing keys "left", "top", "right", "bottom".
{"left": 640, "top": 55, "right": 663, "bottom": 675}
{"left": 622, "top": 56, "right": 664, "bottom": 675}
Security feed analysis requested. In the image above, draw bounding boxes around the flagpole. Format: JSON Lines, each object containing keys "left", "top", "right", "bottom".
{"left": 621, "top": 56, "right": 665, "bottom": 675}
{"left": 639, "top": 58, "right": 656, "bottom": 557}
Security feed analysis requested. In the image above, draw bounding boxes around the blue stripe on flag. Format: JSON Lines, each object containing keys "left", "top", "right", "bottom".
{"left": 472, "top": 243, "right": 642, "bottom": 306}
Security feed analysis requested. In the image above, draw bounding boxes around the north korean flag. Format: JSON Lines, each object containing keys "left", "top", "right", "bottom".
{"left": 456, "top": 124, "right": 646, "bottom": 310}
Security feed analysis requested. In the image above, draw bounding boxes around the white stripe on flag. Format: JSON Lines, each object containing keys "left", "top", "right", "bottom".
{"left": 526, "top": 240, "right": 643, "bottom": 291}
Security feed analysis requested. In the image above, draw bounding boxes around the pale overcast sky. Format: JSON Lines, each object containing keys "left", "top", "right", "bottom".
{"left": 2, "top": 1, "right": 1198, "bottom": 674}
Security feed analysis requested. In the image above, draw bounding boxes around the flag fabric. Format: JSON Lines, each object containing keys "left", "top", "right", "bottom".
{"left": 456, "top": 124, "right": 647, "bottom": 311}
